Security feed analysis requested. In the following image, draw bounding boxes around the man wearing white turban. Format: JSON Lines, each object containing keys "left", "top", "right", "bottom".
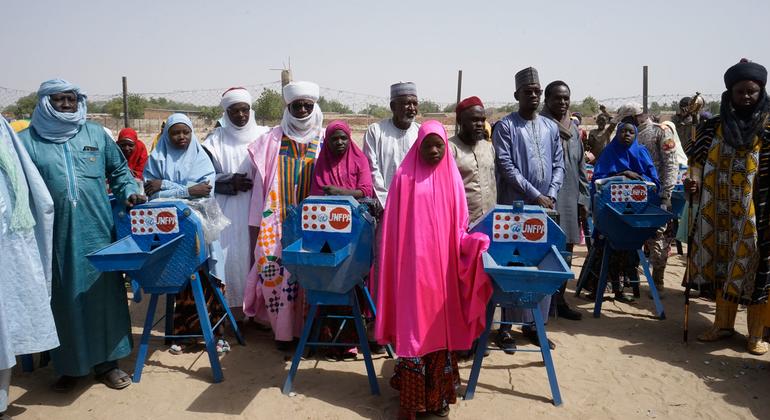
{"left": 243, "top": 81, "right": 324, "bottom": 350}
{"left": 203, "top": 88, "right": 269, "bottom": 313}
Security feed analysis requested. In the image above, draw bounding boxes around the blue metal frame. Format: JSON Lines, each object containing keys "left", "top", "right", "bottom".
{"left": 463, "top": 202, "right": 572, "bottom": 406}
{"left": 86, "top": 201, "right": 244, "bottom": 383}
{"left": 279, "top": 196, "right": 385, "bottom": 395}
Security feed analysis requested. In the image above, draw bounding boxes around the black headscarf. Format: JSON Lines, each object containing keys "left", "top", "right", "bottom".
{"left": 720, "top": 60, "right": 770, "bottom": 149}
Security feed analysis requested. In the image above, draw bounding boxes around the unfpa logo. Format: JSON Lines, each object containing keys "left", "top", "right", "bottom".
{"left": 329, "top": 207, "right": 351, "bottom": 230}
{"left": 521, "top": 218, "right": 545, "bottom": 241}
{"left": 156, "top": 211, "right": 177, "bottom": 233}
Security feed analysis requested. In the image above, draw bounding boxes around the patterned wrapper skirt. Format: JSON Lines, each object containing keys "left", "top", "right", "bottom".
{"left": 390, "top": 350, "right": 459, "bottom": 419}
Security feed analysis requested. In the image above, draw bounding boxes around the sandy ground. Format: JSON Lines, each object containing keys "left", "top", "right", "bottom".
{"left": 5, "top": 245, "right": 770, "bottom": 420}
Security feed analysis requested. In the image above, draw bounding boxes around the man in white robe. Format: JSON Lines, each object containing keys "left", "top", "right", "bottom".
{"left": 0, "top": 116, "right": 59, "bottom": 418}
{"left": 363, "top": 82, "right": 421, "bottom": 208}
{"left": 203, "top": 88, "right": 269, "bottom": 312}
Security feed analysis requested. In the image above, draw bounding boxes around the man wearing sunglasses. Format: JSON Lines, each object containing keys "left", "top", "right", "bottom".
{"left": 492, "top": 67, "right": 565, "bottom": 354}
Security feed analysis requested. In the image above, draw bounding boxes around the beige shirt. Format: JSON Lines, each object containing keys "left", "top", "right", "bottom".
{"left": 448, "top": 135, "right": 497, "bottom": 224}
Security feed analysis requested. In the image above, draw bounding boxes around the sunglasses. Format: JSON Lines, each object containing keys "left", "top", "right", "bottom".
{"left": 290, "top": 101, "right": 314, "bottom": 112}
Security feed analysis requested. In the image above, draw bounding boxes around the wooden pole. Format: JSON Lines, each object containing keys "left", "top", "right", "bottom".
{"left": 642, "top": 66, "right": 649, "bottom": 114}
{"left": 281, "top": 69, "right": 292, "bottom": 87}
{"left": 122, "top": 76, "right": 129, "bottom": 128}
{"left": 456, "top": 70, "right": 463, "bottom": 106}
{"left": 455, "top": 70, "right": 463, "bottom": 134}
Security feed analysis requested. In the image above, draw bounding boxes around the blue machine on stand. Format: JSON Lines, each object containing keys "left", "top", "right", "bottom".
{"left": 86, "top": 201, "right": 244, "bottom": 383}
{"left": 463, "top": 202, "right": 573, "bottom": 406}
{"left": 575, "top": 178, "right": 674, "bottom": 319}
{"left": 280, "top": 196, "right": 385, "bottom": 396}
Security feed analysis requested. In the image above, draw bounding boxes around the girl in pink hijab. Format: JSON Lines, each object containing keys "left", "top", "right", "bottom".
{"left": 310, "top": 120, "right": 373, "bottom": 198}
{"left": 375, "top": 120, "right": 492, "bottom": 419}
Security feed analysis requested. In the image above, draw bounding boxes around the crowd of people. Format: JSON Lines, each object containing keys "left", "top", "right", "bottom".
{"left": 1, "top": 58, "right": 770, "bottom": 420}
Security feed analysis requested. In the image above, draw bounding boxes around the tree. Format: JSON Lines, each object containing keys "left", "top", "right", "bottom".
{"left": 579, "top": 96, "right": 600, "bottom": 115}
{"left": 317, "top": 96, "right": 352, "bottom": 114}
{"left": 649, "top": 101, "right": 663, "bottom": 114}
{"left": 419, "top": 100, "right": 441, "bottom": 114}
{"left": 361, "top": 104, "right": 390, "bottom": 118}
{"left": 253, "top": 88, "right": 284, "bottom": 121}
{"left": 496, "top": 103, "right": 518, "bottom": 113}
{"left": 103, "top": 94, "right": 147, "bottom": 119}
{"left": 4, "top": 93, "right": 37, "bottom": 119}
{"left": 443, "top": 102, "right": 457, "bottom": 113}
{"left": 199, "top": 106, "right": 222, "bottom": 123}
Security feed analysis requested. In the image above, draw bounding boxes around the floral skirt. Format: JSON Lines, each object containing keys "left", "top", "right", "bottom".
{"left": 390, "top": 350, "right": 459, "bottom": 419}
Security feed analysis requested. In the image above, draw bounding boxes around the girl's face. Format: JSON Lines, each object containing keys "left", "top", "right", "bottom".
{"left": 328, "top": 129, "right": 350, "bottom": 157}
{"left": 619, "top": 124, "right": 636, "bottom": 146}
{"left": 419, "top": 133, "right": 445, "bottom": 165}
{"left": 168, "top": 123, "right": 192, "bottom": 150}
{"left": 117, "top": 138, "right": 135, "bottom": 158}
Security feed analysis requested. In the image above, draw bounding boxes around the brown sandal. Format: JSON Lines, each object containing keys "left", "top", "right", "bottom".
{"left": 697, "top": 327, "right": 736, "bottom": 342}
{"left": 96, "top": 368, "right": 132, "bottom": 390}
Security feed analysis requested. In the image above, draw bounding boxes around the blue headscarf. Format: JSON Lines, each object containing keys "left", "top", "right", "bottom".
{"left": 30, "top": 79, "right": 88, "bottom": 143}
{"left": 592, "top": 123, "right": 660, "bottom": 190}
{"left": 143, "top": 113, "right": 215, "bottom": 192}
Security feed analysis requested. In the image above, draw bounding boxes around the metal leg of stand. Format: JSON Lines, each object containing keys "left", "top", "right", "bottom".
{"left": 190, "top": 274, "right": 223, "bottom": 383}
{"left": 133, "top": 293, "right": 159, "bottom": 383}
{"left": 464, "top": 301, "right": 496, "bottom": 400}
{"left": 209, "top": 277, "right": 245, "bottom": 345}
{"left": 164, "top": 294, "right": 175, "bottom": 345}
{"left": 351, "top": 292, "right": 380, "bottom": 395}
{"left": 638, "top": 249, "right": 666, "bottom": 319}
{"left": 532, "top": 306, "right": 562, "bottom": 406}
{"left": 283, "top": 303, "right": 318, "bottom": 395}
{"left": 593, "top": 242, "right": 611, "bottom": 318}
{"left": 362, "top": 285, "right": 394, "bottom": 358}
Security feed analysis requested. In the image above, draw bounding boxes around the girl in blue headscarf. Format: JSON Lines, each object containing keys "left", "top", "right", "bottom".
{"left": 143, "top": 113, "right": 230, "bottom": 354}
{"left": 592, "top": 121, "right": 660, "bottom": 190}
{"left": 583, "top": 121, "right": 661, "bottom": 303}
{"left": 143, "top": 113, "right": 215, "bottom": 199}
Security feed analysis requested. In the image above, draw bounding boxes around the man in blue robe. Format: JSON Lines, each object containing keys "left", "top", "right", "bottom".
{"left": 18, "top": 79, "right": 146, "bottom": 391}
{"left": 492, "top": 67, "right": 565, "bottom": 353}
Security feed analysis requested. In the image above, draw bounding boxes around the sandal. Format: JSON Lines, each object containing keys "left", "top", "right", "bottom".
{"left": 697, "top": 327, "right": 736, "bottom": 342}
{"left": 495, "top": 330, "right": 517, "bottom": 355}
{"left": 431, "top": 405, "right": 450, "bottom": 417}
{"left": 216, "top": 339, "right": 231, "bottom": 355}
{"left": 51, "top": 375, "right": 79, "bottom": 393}
{"left": 747, "top": 337, "right": 769, "bottom": 355}
{"left": 95, "top": 368, "right": 131, "bottom": 390}
{"left": 613, "top": 292, "right": 635, "bottom": 304}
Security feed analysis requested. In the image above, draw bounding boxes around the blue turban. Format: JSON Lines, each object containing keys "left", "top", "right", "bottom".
{"left": 30, "top": 79, "right": 88, "bottom": 143}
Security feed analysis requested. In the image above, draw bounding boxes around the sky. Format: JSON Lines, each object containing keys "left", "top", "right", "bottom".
{"left": 2, "top": 0, "right": 769, "bottom": 107}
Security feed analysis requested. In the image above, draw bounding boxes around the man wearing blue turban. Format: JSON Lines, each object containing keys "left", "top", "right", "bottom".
{"left": 18, "top": 79, "right": 146, "bottom": 391}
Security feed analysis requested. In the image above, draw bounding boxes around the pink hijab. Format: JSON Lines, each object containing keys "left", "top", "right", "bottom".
{"left": 309, "top": 120, "right": 373, "bottom": 197}
{"left": 374, "top": 120, "right": 492, "bottom": 357}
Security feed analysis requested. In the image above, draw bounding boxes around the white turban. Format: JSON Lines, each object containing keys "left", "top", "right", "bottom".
{"left": 280, "top": 81, "right": 323, "bottom": 144}
{"left": 282, "top": 81, "right": 320, "bottom": 104}
{"left": 220, "top": 87, "right": 253, "bottom": 110}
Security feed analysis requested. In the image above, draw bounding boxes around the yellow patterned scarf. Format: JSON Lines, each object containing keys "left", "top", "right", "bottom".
{"left": 691, "top": 126, "right": 761, "bottom": 301}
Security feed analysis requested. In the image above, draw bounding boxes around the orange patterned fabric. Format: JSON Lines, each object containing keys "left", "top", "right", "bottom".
{"left": 390, "top": 350, "right": 459, "bottom": 419}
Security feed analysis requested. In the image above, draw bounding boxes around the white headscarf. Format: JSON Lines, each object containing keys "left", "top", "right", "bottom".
{"left": 280, "top": 81, "right": 324, "bottom": 144}
{"left": 220, "top": 88, "right": 261, "bottom": 144}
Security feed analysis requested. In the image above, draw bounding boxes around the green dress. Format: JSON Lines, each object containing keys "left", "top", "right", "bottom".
{"left": 19, "top": 122, "right": 139, "bottom": 376}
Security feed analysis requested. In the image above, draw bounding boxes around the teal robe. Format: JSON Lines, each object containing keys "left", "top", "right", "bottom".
{"left": 19, "top": 122, "right": 139, "bottom": 376}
